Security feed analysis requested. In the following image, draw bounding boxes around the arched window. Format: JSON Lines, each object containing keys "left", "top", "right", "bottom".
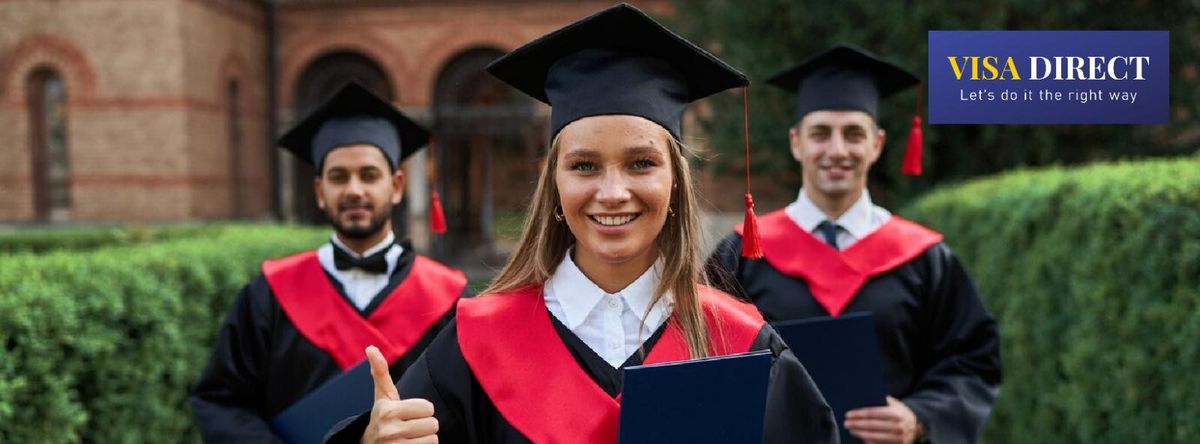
{"left": 432, "top": 48, "right": 537, "bottom": 257}
{"left": 27, "top": 69, "right": 71, "bottom": 222}
{"left": 228, "top": 79, "right": 244, "bottom": 217}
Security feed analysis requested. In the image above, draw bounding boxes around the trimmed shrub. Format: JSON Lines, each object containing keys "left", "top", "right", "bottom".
{"left": 904, "top": 156, "right": 1200, "bottom": 443}
{"left": 0, "top": 224, "right": 221, "bottom": 254}
{"left": 0, "top": 224, "right": 326, "bottom": 443}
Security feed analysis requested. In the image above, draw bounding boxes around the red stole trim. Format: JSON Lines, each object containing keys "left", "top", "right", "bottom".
{"left": 263, "top": 252, "right": 465, "bottom": 370}
{"left": 736, "top": 210, "right": 943, "bottom": 316}
{"left": 457, "top": 285, "right": 763, "bottom": 444}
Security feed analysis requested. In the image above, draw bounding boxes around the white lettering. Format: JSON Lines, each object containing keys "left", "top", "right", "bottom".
{"left": 1107, "top": 56, "right": 1128, "bottom": 80}
{"left": 1029, "top": 56, "right": 1052, "bottom": 80}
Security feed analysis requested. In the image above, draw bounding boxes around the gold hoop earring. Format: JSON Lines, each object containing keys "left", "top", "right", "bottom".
{"left": 554, "top": 206, "right": 564, "bottom": 222}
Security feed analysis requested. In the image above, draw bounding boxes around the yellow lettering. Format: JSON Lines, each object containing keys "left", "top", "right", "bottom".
{"left": 948, "top": 56, "right": 966, "bottom": 80}
{"left": 1003, "top": 56, "right": 1021, "bottom": 80}
{"left": 983, "top": 56, "right": 999, "bottom": 80}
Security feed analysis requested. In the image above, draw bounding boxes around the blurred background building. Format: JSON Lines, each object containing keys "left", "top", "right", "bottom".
{"left": 0, "top": 0, "right": 673, "bottom": 263}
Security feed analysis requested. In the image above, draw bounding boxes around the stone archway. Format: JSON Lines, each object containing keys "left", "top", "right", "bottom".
{"left": 431, "top": 47, "right": 539, "bottom": 261}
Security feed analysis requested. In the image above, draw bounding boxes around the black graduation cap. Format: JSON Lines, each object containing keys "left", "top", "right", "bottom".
{"left": 766, "top": 44, "right": 919, "bottom": 122}
{"left": 277, "top": 82, "right": 429, "bottom": 171}
{"left": 485, "top": 3, "right": 748, "bottom": 140}
{"left": 767, "top": 44, "right": 927, "bottom": 176}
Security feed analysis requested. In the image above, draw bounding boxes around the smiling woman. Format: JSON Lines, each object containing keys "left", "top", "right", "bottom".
{"left": 553, "top": 117, "right": 676, "bottom": 310}
{"left": 327, "top": 4, "right": 838, "bottom": 443}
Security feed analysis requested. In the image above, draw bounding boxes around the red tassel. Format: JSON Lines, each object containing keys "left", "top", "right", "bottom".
{"left": 429, "top": 191, "right": 447, "bottom": 234}
{"left": 426, "top": 136, "right": 447, "bottom": 235}
{"left": 741, "top": 193, "right": 764, "bottom": 259}
{"left": 901, "top": 115, "right": 923, "bottom": 176}
{"left": 739, "top": 88, "right": 763, "bottom": 259}
{"left": 901, "top": 82, "right": 925, "bottom": 177}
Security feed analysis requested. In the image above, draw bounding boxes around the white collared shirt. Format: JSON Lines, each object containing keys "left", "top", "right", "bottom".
{"left": 544, "top": 251, "right": 673, "bottom": 369}
{"left": 784, "top": 188, "right": 891, "bottom": 250}
{"left": 316, "top": 232, "right": 403, "bottom": 311}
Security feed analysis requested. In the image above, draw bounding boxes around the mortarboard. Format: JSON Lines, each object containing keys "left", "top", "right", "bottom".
{"left": 486, "top": 2, "right": 766, "bottom": 257}
{"left": 767, "top": 44, "right": 927, "bottom": 176}
{"left": 277, "top": 81, "right": 429, "bottom": 172}
{"left": 485, "top": 2, "right": 748, "bottom": 140}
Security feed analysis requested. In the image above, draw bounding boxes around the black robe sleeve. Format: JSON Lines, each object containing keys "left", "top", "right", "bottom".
{"left": 900, "top": 245, "right": 1001, "bottom": 444}
{"left": 189, "top": 278, "right": 284, "bottom": 444}
{"left": 752, "top": 324, "right": 840, "bottom": 444}
{"left": 705, "top": 233, "right": 750, "bottom": 300}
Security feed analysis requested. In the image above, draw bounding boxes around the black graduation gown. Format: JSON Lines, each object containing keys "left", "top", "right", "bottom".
{"left": 189, "top": 246, "right": 470, "bottom": 443}
{"left": 706, "top": 215, "right": 1002, "bottom": 444}
{"left": 324, "top": 299, "right": 838, "bottom": 443}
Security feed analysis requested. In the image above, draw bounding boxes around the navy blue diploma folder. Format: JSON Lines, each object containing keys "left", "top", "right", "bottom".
{"left": 773, "top": 312, "right": 888, "bottom": 444}
{"left": 618, "top": 350, "right": 773, "bottom": 444}
{"left": 268, "top": 360, "right": 373, "bottom": 444}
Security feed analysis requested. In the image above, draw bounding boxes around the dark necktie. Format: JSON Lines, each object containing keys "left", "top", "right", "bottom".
{"left": 333, "top": 244, "right": 391, "bottom": 274}
{"left": 816, "top": 221, "right": 841, "bottom": 250}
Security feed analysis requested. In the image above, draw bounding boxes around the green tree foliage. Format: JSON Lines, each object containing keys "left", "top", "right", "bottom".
{"left": 0, "top": 224, "right": 326, "bottom": 443}
{"left": 671, "top": 0, "right": 1199, "bottom": 206}
{"left": 903, "top": 155, "right": 1200, "bottom": 443}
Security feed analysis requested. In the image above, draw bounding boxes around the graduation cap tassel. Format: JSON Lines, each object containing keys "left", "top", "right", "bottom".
{"left": 901, "top": 83, "right": 924, "bottom": 176}
{"left": 430, "top": 192, "right": 447, "bottom": 234}
{"left": 740, "top": 88, "right": 764, "bottom": 259}
{"left": 428, "top": 137, "right": 447, "bottom": 234}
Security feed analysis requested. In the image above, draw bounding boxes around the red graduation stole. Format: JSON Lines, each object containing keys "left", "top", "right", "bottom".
{"left": 736, "top": 210, "right": 943, "bottom": 316}
{"left": 263, "top": 251, "right": 466, "bottom": 370}
{"left": 457, "top": 285, "right": 763, "bottom": 444}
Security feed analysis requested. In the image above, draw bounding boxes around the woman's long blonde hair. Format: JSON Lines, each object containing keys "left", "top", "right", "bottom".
{"left": 484, "top": 126, "right": 712, "bottom": 358}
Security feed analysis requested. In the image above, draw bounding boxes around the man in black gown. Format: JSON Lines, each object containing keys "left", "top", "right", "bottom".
{"left": 189, "top": 82, "right": 471, "bottom": 443}
{"left": 707, "top": 45, "right": 1002, "bottom": 444}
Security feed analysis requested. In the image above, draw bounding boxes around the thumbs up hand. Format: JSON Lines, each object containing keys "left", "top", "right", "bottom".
{"left": 361, "top": 346, "right": 439, "bottom": 444}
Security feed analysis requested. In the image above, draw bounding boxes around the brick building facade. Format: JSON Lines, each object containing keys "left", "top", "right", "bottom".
{"left": 2, "top": 0, "right": 272, "bottom": 222}
{"left": 0, "top": 0, "right": 672, "bottom": 249}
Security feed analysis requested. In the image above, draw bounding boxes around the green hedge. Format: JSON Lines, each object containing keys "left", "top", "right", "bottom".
{"left": 0, "top": 224, "right": 326, "bottom": 443}
{"left": 0, "top": 224, "right": 222, "bottom": 254}
{"left": 903, "top": 156, "right": 1200, "bottom": 443}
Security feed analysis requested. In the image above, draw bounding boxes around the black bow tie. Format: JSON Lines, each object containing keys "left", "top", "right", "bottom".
{"left": 333, "top": 244, "right": 391, "bottom": 274}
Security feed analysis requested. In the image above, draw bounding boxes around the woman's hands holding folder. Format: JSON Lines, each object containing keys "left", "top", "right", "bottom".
{"left": 844, "top": 396, "right": 923, "bottom": 444}
{"left": 361, "top": 346, "right": 439, "bottom": 444}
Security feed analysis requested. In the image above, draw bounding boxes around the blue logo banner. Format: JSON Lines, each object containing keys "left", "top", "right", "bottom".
{"left": 927, "top": 31, "right": 1169, "bottom": 124}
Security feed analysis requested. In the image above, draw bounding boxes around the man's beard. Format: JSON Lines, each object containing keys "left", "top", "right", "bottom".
{"left": 329, "top": 201, "right": 393, "bottom": 240}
